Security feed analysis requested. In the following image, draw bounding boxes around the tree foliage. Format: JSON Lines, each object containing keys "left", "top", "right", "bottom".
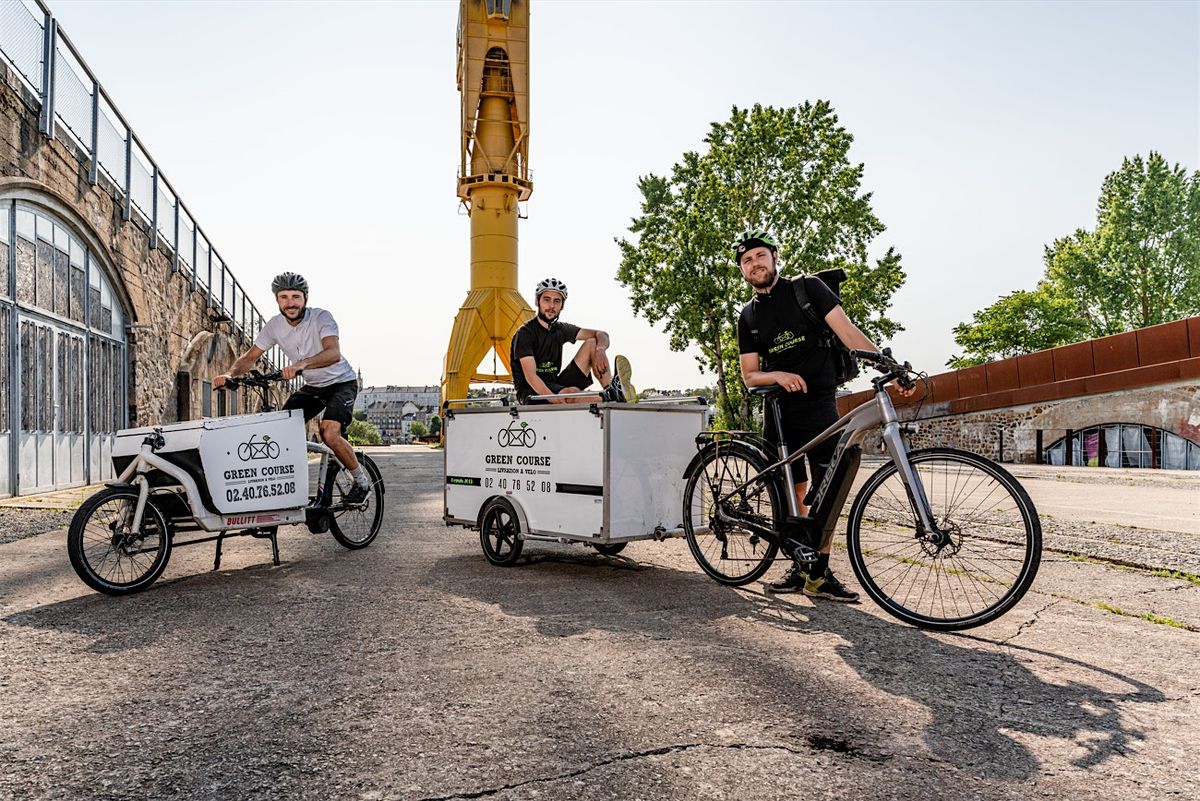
{"left": 947, "top": 284, "right": 1087, "bottom": 368}
{"left": 429, "top": 415, "right": 442, "bottom": 436}
{"left": 345, "top": 419, "right": 381, "bottom": 446}
{"left": 409, "top": 421, "right": 429, "bottom": 439}
{"left": 952, "top": 152, "right": 1200, "bottom": 365}
{"left": 616, "top": 102, "right": 905, "bottom": 428}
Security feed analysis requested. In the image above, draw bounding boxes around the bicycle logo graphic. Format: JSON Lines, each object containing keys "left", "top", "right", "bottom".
{"left": 497, "top": 420, "right": 537, "bottom": 448}
{"left": 237, "top": 433, "right": 281, "bottom": 461}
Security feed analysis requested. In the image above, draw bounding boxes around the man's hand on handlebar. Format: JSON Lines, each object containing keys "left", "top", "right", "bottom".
{"left": 281, "top": 363, "right": 304, "bottom": 381}
{"left": 213, "top": 373, "right": 233, "bottom": 389}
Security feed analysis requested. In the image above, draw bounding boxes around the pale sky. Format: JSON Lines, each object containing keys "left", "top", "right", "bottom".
{"left": 40, "top": 0, "right": 1200, "bottom": 392}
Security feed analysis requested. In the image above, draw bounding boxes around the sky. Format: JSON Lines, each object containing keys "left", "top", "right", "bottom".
{"left": 35, "top": 0, "right": 1200, "bottom": 392}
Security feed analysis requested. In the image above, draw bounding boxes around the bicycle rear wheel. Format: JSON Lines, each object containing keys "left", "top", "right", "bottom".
{"left": 682, "top": 443, "right": 783, "bottom": 586}
{"left": 847, "top": 447, "right": 1041, "bottom": 631}
{"left": 330, "top": 453, "right": 385, "bottom": 549}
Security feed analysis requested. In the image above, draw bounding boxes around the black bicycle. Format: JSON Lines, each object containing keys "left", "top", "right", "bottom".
{"left": 681, "top": 349, "right": 1042, "bottom": 631}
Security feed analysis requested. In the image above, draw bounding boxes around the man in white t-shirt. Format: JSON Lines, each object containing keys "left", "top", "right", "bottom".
{"left": 215, "top": 272, "right": 371, "bottom": 503}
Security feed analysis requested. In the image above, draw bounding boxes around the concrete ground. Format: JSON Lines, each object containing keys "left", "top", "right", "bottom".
{"left": 0, "top": 452, "right": 1197, "bottom": 801}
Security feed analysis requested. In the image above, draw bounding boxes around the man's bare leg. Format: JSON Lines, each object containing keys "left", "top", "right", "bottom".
{"left": 321, "top": 419, "right": 359, "bottom": 472}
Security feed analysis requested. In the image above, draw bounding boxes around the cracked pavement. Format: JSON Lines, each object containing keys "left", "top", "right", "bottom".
{"left": 1, "top": 452, "right": 1197, "bottom": 800}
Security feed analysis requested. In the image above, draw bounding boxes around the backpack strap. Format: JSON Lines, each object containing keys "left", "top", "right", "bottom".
{"left": 789, "top": 276, "right": 826, "bottom": 330}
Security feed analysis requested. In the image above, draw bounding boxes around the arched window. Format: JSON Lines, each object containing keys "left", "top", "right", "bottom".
{"left": 1, "top": 198, "right": 129, "bottom": 495}
{"left": 1045, "top": 424, "right": 1200, "bottom": 470}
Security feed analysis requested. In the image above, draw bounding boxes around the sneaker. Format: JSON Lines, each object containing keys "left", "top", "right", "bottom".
{"left": 601, "top": 372, "right": 627, "bottom": 403}
{"left": 803, "top": 568, "right": 860, "bottom": 603}
{"left": 765, "top": 565, "right": 806, "bottom": 594}
{"left": 614, "top": 355, "right": 637, "bottom": 402}
{"left": 344, "top": 482, "right": 371, "bottom": 506}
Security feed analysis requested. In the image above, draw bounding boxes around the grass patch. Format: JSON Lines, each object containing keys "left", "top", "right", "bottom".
{"left": 1093, "top": 601, "right": 1195, "bottom": 631}
{"left": 1148, "top": 568, "right": 1200, "bottom": 587}
{"left": 1057, "top": 550, "right": 1200, "bottom": 586}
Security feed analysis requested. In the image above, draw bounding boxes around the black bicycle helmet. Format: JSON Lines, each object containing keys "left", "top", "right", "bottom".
{"left": 271, "top": 271, "right": 309, "bottom": 295}
{"left": 734, "top": 230, "right": 779, "bottom": 263}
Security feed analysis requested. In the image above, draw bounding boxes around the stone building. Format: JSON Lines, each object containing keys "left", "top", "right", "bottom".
{"left": 355, "top": 384, "right": 440, "bottom": 414}
{"left": 365, "top": 399, "right": 432, "bottom": 444}
{"left": 0, "top": 12, "right": 284, "bottom": 497}
{"left": 837, "top": 317, "right": 1200, "bottom": 470}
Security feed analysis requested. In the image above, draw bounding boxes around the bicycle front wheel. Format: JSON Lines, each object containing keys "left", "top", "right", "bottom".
{"left": 683, "top": 443, "right": 782, "bottom": 586}
{"left": 330, "top": 453, "right": 385, "bottom": 549}
{"left": 847, "top": 447, "right": 1041, "bottom": 631}
{"left": 67, "top": 487, "right": 172, "bottom": 595}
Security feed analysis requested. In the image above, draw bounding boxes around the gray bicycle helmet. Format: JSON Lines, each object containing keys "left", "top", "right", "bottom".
{"left": 734, "top": 230, "right": 779, "bottom": 263}
{"left": 271, "top": 271, "right": 309, "bottom": 295}
{"left": 535, "top": 277, "right": 568, "bottom": 301}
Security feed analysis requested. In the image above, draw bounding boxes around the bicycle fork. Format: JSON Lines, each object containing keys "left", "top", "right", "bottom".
{"left": 879, "top": 417, "right": 939, "bottom": 540}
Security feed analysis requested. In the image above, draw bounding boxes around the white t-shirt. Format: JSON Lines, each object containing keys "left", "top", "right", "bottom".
{"left": 254, "top": 307, "right": 358, "bottom": 388}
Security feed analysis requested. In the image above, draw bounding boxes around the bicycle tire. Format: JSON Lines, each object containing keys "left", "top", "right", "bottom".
{"left": 67, "top": 487, "right": 172, "bottom": 596}
{"left": 682, "top": 442, "right": 783, "bottom": 586}
{"left": 330, "top": 453, "right": 385, "bottom": 549}
{"left": 846, "top": 447, "right": 1042, "bottom": 631}
{"left": 480, "top": 496, "right": 524, "bottom": 566}
{"left": 592, "top": 542, "right": 627, "bottom": 557}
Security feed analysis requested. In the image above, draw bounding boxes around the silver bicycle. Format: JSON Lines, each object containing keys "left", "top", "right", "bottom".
{"left": 681, "top": 349, "right": 1042, "bottom": 631}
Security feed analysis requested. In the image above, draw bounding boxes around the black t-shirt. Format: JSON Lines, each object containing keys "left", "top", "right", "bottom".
{"left": 737, "top": 276, "right": 840, "bottom": 392}
{"left": 511, "top": 317, "right": 582, "bottom": 400}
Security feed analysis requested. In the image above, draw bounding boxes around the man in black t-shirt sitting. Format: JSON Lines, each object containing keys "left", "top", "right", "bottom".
{"left": 735, "top": 230, "right": 909, "bottom": 600}
{"left": 510, "top": 277, "right": 634, "bottom": 405}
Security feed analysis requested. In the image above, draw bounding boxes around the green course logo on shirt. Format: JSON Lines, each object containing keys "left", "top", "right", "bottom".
{"left": 769, "top": 330, "right": 807, "bottom": 355}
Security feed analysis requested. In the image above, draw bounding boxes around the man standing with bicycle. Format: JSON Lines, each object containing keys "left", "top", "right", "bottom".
{"left": 735, "top": 231, "right": 901, "bottom": 600}
{"left": 214, "top": 272, "right": 371, "bottom": 505}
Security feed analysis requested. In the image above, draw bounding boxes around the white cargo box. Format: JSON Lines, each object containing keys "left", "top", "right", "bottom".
{"left": 444, "top": 402, "right": 707, "bottom": 543}
{"left": 113, "top": 410, "right": 309, "bottom": 514}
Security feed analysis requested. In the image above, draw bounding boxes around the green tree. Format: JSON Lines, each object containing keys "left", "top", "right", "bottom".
{"left": 952, "top": 152, "right": 1200, "bottom": 364}
{"left": 616, "top": 102, "right": 905, "bottom": 429}
{"left": 352, "top": 409, "right": 367, "bottom": 422}
{"left": 409, "top": 421, "right": 429, "bottom": 438}
{"left": 345, "top": 419, "right": 381, "bottom": 446}
{"left": 947, "top": 283, "right": 1087, "bottom": 368}
{"left": 429, "top": 415, "right": 442, "bottom": 436}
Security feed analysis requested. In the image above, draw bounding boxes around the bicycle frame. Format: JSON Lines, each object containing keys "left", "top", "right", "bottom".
{"left": 713, "top": 384, "right": 938, "bottom": 552}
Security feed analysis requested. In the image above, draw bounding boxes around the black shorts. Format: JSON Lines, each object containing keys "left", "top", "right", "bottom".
{"left": 519, "top": 362, "right": 591, "bottom": 404}
{"left": 283, "top": 379, "right": 358, "bottom": 428}
{"left": 763, "top": 389, "right": 839, "bottom": 484}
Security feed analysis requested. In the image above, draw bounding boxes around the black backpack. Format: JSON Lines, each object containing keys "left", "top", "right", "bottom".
{"left": 744, "top": 269, "right": 860, "bottom": 386}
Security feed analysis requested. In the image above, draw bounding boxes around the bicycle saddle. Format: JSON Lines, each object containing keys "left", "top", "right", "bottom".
{"left": 749, "top": 385, "right": 784, "bottom": 397}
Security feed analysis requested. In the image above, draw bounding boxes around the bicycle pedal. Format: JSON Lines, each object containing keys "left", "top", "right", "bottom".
{"left": 784, "top": 539, "right": 820, "bottom": 565}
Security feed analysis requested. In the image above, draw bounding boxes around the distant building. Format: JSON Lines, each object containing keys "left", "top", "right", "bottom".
{"left": 365, "top": 399, "right": 433, "bottom": 444}
{"left": 355, "top": 385, "right": 440, "bottom": 414}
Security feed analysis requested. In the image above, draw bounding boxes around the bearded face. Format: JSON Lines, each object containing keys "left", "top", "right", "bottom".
{"left": 739, "top": 246, "right": 778, "bottom": 290}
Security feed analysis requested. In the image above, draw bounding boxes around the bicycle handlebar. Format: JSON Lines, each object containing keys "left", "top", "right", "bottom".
{"left": 850, "top": 348, "right": 917, "bottom": 391}
{"left": 224, "top": 368, "right": 302, "bottom": 390}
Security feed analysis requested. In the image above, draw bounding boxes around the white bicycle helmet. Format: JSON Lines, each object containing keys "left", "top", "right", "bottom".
{"left": 535, "top": 277, "right": 568, "bottom": 301}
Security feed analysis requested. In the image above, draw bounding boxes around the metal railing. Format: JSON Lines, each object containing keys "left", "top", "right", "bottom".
{"left": 0, "top": 0, "right": 287, "bottom": 372}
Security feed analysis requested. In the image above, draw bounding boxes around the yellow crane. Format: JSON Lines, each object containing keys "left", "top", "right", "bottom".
{"left": 441, "top": 0, "right": 533, "bottom": 408}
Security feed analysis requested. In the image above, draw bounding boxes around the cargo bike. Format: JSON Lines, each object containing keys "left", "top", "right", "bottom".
{"left": 67, "top": 370, "right": 385, "bottom": 595}
{"left": 443, "top": 393, "right": 709, "bottom": 564}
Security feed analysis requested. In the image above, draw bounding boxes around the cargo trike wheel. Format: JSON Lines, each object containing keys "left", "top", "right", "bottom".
{"left": 67, "top": 487, "right": 172, "bottom": 595}
{"left": 479, "top": 497, "right": 524, "bottom": 566}
{"left": 592, "top": 543, "right": 627, "bottom": 557}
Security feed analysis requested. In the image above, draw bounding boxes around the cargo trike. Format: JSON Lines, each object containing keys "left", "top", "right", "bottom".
{"left": 67, "top": 370, "right": 385, "bottom": 595}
